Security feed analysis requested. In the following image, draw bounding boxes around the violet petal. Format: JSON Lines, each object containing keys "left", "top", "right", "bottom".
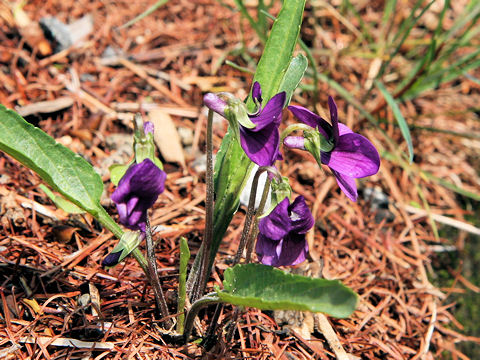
{"left": 288, "top": 105, "right": 330, "bottom": 138}
{"left": 328, "top": 96, "right": 339, "bottom": 144}
{"left": 240, "top": 123, "right": 280, "bottom": 166}
{"left": 331, "top": 169, "right": 358, "bottom": 202}
{"left": 249, "top": 91, "right": 285, "bottom": 131}
{"left": 338, "top": 123, "right": 353, "bottom": 136}
{"left": 324, "top": 133, "right": 380, "bottom": 178}
{"left": 276, "top": 233, "right": 309, "bottom": 266}
{"left": 255, "top": 233, "right": 280, "bottom": 266}
{"left": 283, "top": 136, "right": 306, "bottom": 150}
{"left": 111, "top": 159, "right": 166, "bottom": 231}
{"left": 203, "top": 93, "right": 227, "bottom": 117}
{"left": 258, "top": 197, "right": 291, "bottom": 240}
{"left": 102, "top": 251, "right": 122, "bottom": 267}
{"left": 143, "top": 121, "right": 154, "bottom": 135}
{"left": 288, "top": 196, "right": 314, "bottom": 234}
{"left": 252, "top": 81, "right": 263, "bottom": 104}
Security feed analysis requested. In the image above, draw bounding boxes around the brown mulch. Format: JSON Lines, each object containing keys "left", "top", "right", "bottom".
{"left": 0, "top": 0, "right": 479, "bottom": 359}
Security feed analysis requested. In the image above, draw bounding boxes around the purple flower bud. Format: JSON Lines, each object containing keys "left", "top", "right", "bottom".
{"left": 143, "top": 121, "right": 154, "bottom": 135}
{"left": 256, "top": 196, "right": 313, "bottom": 267}
{"left": 204, "top": 93, "right": 227, "bottom": 117}
{"left": 111, "top": 159, "right": 166, "bottom": 232}
{"left": 102, "top": 251, "right": 122, "bottom": 267}
{"left": 288, "top": 97, "right": 380, "bottom": 202}
{"left": 283, "top": 136, "right": 306, "bottom": 150}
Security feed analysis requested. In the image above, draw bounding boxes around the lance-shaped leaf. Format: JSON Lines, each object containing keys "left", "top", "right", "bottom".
{"left": 278, "top": 53, "right": 308, "bottom": 105}
{"left": 247, "top": 0, "right": 306, "bottom": 109}
{"left": 0, "top": 105, "right": 104, "bottom": 215}
{"left": 216, "top": 264, "right": 358, "bottom": 318}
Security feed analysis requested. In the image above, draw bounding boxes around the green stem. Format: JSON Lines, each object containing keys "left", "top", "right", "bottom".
{"left": 280, "top": 123, "right": 313, "bottom": 144}
{"left": 183, "top": 293, "right": 221, "bottom": 343}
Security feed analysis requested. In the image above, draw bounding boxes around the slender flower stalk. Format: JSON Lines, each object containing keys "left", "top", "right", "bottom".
{"left": 191, "top": 109, "right": 215, "bottom": 302}
{"left": 245, "top": 174, "right": 272, "bottom": 264}
{"left": 234, "top": 166, "right": 280, "bottom": 265}
{"left": 145, "top": 218, "right": 172, "bottom": 327}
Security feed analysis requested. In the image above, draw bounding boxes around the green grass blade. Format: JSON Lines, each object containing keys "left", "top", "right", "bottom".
{"left": 375, "top": 81, "right": 414, "bottom": 163}
{"left": 177, "top": 237, "right": 190, "bottom": 334}
{"left": 118, "top": 0, "right": 169, "bottom": 29}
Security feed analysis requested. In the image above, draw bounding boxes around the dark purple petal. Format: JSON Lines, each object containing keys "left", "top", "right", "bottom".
{"left": 255, "top": 233, "right": 280, "bottom": 266}
{"left": 323, "top": 133, "right": 380, "bottom": 178}
{"left": 288, "top": 105, "right": 330, "bottom": 138}
{"left": 111, "top": 159, "right": 166, "bottom": 231}
{"left": 288, "top": 196, "right": 314, "bottom": 234}
{"left": 249, "top": 91, "right": 285, "bottom": 131}
{"left": 256, "top": 233, "right": 308, "bottom": 267}
{"left": 331, "top": 169, "right": 358, "bottom": 202}
{"left": 102, "top": 251, "right": 122, "bottom": 267}
{"left": 258, "top": 197, "right": 291, "bottom": 240}
{"left": 240, "top": 123, "right": 280, "bottom": 166}
{"left": 143, "top": 121, "right": 154, "bottom": 135}
{"left": 276, "top": 232, "right": 309, "bottom": 266}
{"left": 328, "top": 96, "right": 339, "bottom": 144}
{"left": 203, "top": 93, "right": 227, "bottom": 117}
{"left": 252, "top": 81, "right": 262, "bottom": 104}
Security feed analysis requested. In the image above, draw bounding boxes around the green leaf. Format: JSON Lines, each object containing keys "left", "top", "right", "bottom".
{"left": 247, "top": 0, "right": 306, "bottom": 109}
{"left": 375, "top": 81, "right": 414, "bottom": 163}
{"left": 109, "top": 164, "right": 130, "bottom": 186}
{"left": 217, "top": 264, "right": 358, "bottom": 318}
{"left": 39, "top": 184, "right": 85, "bottom": 214}
{"left": 278, "top": 53, "right": 308, "bottom": 105}
{"left": 0, "top": 105, "right": 104, "bottom": 215}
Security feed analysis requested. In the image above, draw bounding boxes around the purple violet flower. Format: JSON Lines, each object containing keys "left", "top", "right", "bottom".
{"left": 256, "top": 196, "right": 314, "bottom": 267}
{"left": 287, "top": 97, "right": 380, "bottom": 202}
{"left": 204, "top": 82, "right": 286, "bottom": 166}
{"left": 111, "top": 158, "right": 166, "bottom": 232}
{"left": 240, "top": 82, "right": 286, "bottom": 166}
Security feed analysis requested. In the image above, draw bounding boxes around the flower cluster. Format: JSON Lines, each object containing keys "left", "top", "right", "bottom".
{"left": 205, "top": 84, "right": 380, "bottom": 267}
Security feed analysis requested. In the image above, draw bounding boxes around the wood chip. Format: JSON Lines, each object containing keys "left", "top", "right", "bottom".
{"left": 15, "top": 96, "right": 74, "bottom": 117}
{"left": 149, "top": 109, "right": 186, "bottom": 167}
